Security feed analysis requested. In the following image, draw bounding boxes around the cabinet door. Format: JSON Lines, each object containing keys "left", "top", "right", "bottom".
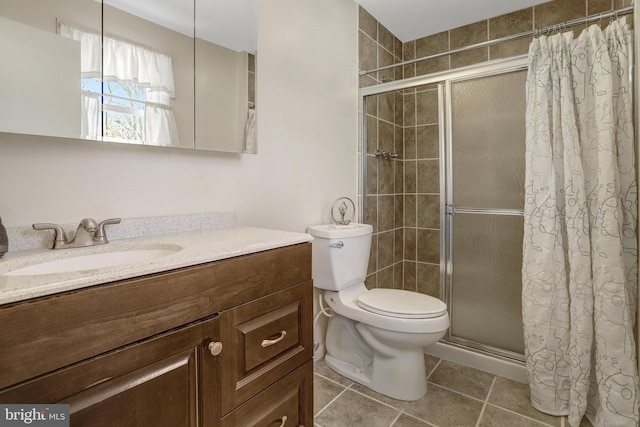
{"left": 69, "top": 349, "right": 197, "bottom": 426}
{"left": 0, "top": 316, "right": 221, "bottom": 427}
{"left": 220, "top": 281, "right": 313, "bottom": 414}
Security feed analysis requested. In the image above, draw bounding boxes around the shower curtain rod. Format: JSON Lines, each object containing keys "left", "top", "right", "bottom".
{"left": 359, "top": 5, "right": 634, "bottom": 76}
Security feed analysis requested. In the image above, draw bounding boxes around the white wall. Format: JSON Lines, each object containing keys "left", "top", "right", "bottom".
{"left": 0, "top": 0, "right": 359, "bottom": 235}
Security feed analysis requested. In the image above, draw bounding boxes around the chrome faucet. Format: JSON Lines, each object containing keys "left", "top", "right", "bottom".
{"left": 33, "top": 218, "right": 121, "bottom": 249}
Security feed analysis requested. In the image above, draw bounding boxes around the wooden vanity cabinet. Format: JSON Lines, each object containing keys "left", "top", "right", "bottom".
{"left": 0, "top": 243, "right": 313, "bottom": 427}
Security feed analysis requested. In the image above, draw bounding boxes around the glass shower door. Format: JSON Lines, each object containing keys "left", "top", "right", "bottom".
{"left": 444, "top": 69, "right": 527, "bottom": 359}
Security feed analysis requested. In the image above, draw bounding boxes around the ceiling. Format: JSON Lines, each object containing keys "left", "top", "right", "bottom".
{"left": 103, "top": 0, "right": 257, "bottom": 53}
{"left": 103, "top": 0, "right": 553, "bottom": 54}
{"left": 354, "top": 0, "right": 552, "bottom": 42}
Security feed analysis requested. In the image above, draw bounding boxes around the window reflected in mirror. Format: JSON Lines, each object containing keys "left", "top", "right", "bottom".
{"left": 102, "top": 0, "right": 194, "bottom": 148}
{"left": 0, "top": 0, "right": 256, "bottom": 153}
{"left": 60, "top": 20, "right": 181, "bottom": 145}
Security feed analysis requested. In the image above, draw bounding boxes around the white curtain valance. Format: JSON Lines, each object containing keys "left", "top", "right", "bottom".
{"left": 58, "top": 21, "right": 176, "bottom": 97}
{"left": 57, "top": 22, "right": 101, "bottom": 79}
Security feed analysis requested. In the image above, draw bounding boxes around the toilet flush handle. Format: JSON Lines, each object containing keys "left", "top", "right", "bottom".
{"left": 330, "top": 241, "right": 344, "bottom": 249}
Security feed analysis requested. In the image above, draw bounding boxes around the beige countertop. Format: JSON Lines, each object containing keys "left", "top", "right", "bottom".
{"left": 0, "top": 226, "right": 312, "bottom": 305}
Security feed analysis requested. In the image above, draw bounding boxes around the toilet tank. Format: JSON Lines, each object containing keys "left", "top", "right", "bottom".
{"left": 307, "top": 223, "right": 373, "bottom": 291}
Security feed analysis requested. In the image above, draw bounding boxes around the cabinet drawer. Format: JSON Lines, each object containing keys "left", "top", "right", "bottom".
{"left": 220, "top": 281, "right": 313, "bottom": 414}
{"left": 221, "top": 360, "right": 313, "bottom": 427}
{"left": 241, "top": 301, "right": 300, "bottom": 371}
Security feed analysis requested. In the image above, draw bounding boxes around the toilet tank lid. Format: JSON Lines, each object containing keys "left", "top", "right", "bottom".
{"left": 357, "top": 289, "right": 447, "bottom": 319}
{"left": 307, "top": 223, "right": 373, "bottom": 239}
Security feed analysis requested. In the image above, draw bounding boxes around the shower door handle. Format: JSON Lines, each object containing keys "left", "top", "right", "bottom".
{"left": 446, "top": 204, "right": 455, "bottom": 216}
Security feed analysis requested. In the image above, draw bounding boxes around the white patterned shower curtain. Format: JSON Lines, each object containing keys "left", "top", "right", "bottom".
{"left": 522, "top": 17, "right": 639, "bottom": 427}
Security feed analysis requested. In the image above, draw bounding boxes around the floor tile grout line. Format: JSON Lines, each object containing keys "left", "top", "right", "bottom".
{"left": 426, "top": 381, "right": 487, "bottom": 404}
{"left": 475, "top": 376, "right": 496, "bottom": 427}
{"left": 426, "top": 358, "right": 442, "bottom": 380}
{"left": 336, "top": 380, "right": 456, "bottom": 427}
{"left": 314, "top": 371, "right": 353, "bottom": 388}
{"left": 327, "top": 384, "right": 426, "bottom": 427}
{"left": 392, "top": 411, "right": 440, "bottom": 427}
{"left": 347, "top": 380, "right": 484, "bottom": 427}
{"left": 388, "top": 410, "right": 403, "bottom": 427}
{"left": 483, "top": 403, "right": 559, "bottom": 427}
{"left": 344, "top": 383, "right": 407, "bottom": 412}
{"left": 315, "top": 361, "right": 563, "bottom": 427}
{"left": 314, "top": 386, "right": 350, "bottom": 421}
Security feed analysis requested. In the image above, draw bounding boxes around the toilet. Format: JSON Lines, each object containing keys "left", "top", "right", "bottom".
{"left": 308, "top": 223, "right": 449, "bottom": 401}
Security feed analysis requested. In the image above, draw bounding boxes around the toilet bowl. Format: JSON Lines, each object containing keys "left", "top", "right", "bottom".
{"left": 308, "top": 223, "right": 450, "bottom": 401}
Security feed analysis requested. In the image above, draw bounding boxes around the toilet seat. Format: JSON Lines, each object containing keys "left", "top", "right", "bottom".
{"left": 323, "top": 283, "right": 449, "bottom": 334}
{"left": 357, "top": 289, "right": 447, "bottom": 319}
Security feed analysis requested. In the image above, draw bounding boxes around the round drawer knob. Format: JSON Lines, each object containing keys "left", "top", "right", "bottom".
{"left": 208, "top": 341, "right": 223, "bottom": 356}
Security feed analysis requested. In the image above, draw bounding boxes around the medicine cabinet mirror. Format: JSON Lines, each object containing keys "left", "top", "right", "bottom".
{"left": 0, "top": 0, "right": 257, "bottom": 153}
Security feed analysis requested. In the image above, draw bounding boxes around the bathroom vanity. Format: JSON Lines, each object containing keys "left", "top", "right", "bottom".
{"left": 0, "top": 227, "right": 313, "bottom": 426}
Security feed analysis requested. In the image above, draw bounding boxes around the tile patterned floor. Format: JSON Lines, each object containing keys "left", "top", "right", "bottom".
{"left": 313, "top": 355, "right": 595, "bottom": 427}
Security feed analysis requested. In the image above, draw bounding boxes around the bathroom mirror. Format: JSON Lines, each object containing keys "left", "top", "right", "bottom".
{"left": 0, "top": 0, "right": 256, "bottom": 153}
{"left": 195, "top": 0, "right": 257, "bottom": 153}
{"left": 0, "top": 0, "right": 101, "bottom": 140}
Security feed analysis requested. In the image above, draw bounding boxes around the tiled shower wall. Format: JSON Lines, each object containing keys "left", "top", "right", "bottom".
{"left": 359, "top": 0, "right": 633, "bottom": 296}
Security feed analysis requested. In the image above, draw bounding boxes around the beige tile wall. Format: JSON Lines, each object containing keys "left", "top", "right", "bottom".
{"left": 359, "top": 0, "right": 632, "bottom": 296}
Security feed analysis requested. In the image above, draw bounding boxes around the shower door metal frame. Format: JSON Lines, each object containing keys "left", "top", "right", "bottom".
{"left": 359, "top": 55, "right": 529, "bottom": 362}
{"left": 359, "top": 55, "right": 527, "bottom": 223}
{"left": 443, "top": 62, "right": 528, "bottom": 362}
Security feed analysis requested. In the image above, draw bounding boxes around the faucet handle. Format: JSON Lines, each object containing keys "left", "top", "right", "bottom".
{"left": 33, "top": 223, "right": 68, "bottom": 249}
{"left": 93, "top": 218, "right": 121, "bottom": 244}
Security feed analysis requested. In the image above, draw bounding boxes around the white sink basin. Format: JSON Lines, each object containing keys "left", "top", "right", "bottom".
{"left": 4, "top": 248, "right": 181, "bottom": 276}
